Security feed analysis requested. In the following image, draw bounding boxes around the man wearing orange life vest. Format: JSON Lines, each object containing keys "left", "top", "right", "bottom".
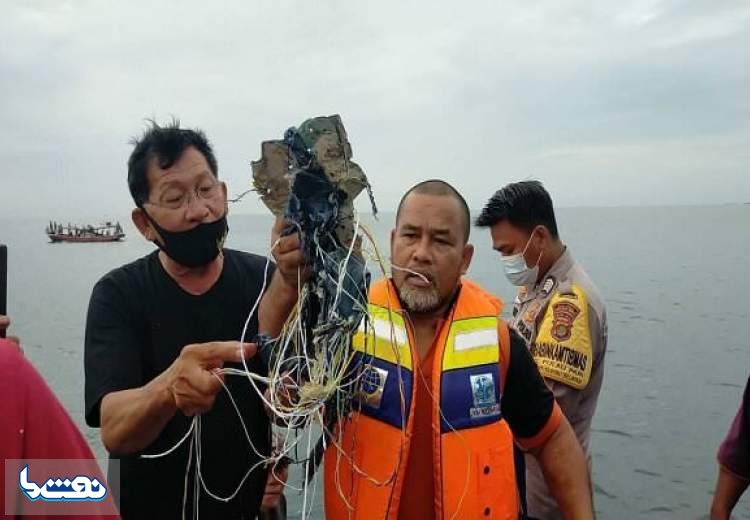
{"left": 323, "top": 180, "right": 593, "bottom": 520}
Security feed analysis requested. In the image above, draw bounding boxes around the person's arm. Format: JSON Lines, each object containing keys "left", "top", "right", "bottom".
{"left": 501, "top": 328, "right": 593, "bottom": 519}
{"left": 711, "top": 465, "right": 750, "bottom": 519}
{"left": 259, "top": 271, "right": 298, "bottom": 338}
{"left": 712, "top": 374, "right": 750, "bottom": 518}
{"left": 100, "top": 341, "right": 255, "bottom": 455}
{"left": 543, "top": 302, "right": 606, "bottom": 450}
{"left": 99, "top": 370, "right": 176, "bottom": 455}
{"left": 85, "top": 276, "right": 165, "bottom": 455}
{"left": 1, "top": 347, "right": 121, "bottom": 518}
{"left": 258, "top": 217, "right": 308, "bottom": 337}
{"left": 527, "top": 418, "right": 593, "bottom": 519}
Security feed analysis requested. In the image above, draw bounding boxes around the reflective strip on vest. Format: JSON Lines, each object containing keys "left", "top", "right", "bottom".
{"left": 353, "top": 307, "right": 412, "bottom": 370}
{"left": 443, "top": 317, "right": 499, "bottom": 370}
{"left": 440, "top": 317, "right": 502, "bottom": 433}
{"left": 352, "top": 305, "right": 414, "bottom": 429}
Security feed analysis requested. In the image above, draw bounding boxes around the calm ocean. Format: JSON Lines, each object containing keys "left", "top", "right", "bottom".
{"left": 2, "top": 204, "right": 749, "bottom": 519}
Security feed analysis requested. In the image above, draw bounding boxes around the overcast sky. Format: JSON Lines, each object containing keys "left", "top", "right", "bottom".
{"left": 1, "top": 0, "right": 748, "bottom": 220}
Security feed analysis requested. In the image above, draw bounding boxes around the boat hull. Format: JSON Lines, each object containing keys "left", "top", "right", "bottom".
{"left": 48, "top": 234, "right": 124, "bottom": 243}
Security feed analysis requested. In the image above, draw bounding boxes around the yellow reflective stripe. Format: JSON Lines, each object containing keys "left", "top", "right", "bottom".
{"left": 443, "top": 316, "right": 499, "bottom": 371}
{"left": 352, "top": 304, "right": 413, "bottom": 370}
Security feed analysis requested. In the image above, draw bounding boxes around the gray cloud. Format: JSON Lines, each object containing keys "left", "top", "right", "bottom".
{"left": 1, "top": 0, "right": 748, "bottom": 221}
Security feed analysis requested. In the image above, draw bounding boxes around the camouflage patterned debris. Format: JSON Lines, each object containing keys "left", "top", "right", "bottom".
{"left": 251, "top": 114, "right": 376, "bottom": 247}
{"left": 251, "top": 140, "right": 291, "bottom": 217}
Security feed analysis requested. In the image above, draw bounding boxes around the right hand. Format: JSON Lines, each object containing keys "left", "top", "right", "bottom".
{"left": 271, "top": 217, "right": 311, "bottom": 288}
{"left": 167, "top": 341, "right": 256, "bottom": 417}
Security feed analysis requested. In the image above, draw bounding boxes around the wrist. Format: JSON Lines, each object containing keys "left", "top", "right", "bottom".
{"left": 273, "top": 271, "right": 299, "bottom": 301}
{"left": 147, "top": 369, "right": 177, "bottom": 414}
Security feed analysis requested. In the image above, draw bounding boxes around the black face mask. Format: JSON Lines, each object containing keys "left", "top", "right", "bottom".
{"left": 144, "top": 212, "right": 229, "bottom": 268}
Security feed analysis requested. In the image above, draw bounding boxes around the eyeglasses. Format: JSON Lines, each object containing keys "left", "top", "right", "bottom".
{"left": 145, "top": 180, "right": 223, "bottom": 210}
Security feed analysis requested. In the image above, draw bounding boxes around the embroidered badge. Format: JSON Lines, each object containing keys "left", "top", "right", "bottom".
{"left": 539, "top": 276, "right": 556, "bottom": 298}
{"left": 359, "top": 366, "right": 388, "bottom": 408}
{"left": 551, "top": 301, "right": 580, "bottom": 341}
{"left": 469, "top": 373, "right": 501, "bottom": 419}
{"left": 523, "top": 300, "right": 543, "bottom": 326}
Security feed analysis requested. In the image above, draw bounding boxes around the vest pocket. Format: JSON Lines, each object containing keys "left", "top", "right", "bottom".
{"left": 476, "top": 442, "right": 517, "bottom": 519}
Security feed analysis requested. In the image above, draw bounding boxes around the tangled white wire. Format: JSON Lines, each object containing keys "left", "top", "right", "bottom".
{"left": 140, "top": 218, "right": 475, "bottom": 520}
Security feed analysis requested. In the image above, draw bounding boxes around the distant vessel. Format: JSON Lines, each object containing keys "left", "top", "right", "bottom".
{"left": 46, "top": 221, "right": 125, "bottom": 243}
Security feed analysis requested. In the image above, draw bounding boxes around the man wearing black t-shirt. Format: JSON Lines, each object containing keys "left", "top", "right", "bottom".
{"left": 84, "top": 121, "right": 301, "bottom": 519}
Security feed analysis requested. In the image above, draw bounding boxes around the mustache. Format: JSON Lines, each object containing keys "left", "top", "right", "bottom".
{"left": 391, "top": 264, "right": 434, "bottom": 284}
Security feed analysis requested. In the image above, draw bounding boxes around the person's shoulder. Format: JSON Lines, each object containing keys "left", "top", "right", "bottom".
{"left": 460, "top": 277, "right": 503, "bottom": 315}
{"left": 224, "top": 248, "right": 273, "bottom": 272}
{"left": 222, "top": 249, "right": 276, "bottom": 290}
{"left": 559, "top": 260, "right": 605, "bottom": 316}
{"left": 93, "top": 251, "right": 157, "bottom": 294}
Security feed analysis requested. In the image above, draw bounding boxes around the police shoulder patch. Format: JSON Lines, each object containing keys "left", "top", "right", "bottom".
{"left": 531, "top": 284, "right": 592, "bottom": 390}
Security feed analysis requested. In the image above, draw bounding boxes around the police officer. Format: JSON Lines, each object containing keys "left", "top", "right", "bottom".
{"left": 476, "top": 180, "right": 607, "bottom": 520}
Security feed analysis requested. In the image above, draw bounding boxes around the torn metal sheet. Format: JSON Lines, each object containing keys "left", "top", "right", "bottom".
{"left": 251, "top": 114, "right": 376, "bottom": 247}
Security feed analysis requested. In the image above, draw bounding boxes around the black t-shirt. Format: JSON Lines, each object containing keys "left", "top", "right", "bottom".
{"left": 501, "top": 328, "right": 557, "bottom": 440}
{"left": 84, "top": 249, "right": 274, "bottom": 520}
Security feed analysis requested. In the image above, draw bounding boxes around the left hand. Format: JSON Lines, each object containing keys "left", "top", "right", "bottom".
{"left": 271, "top": 217, "right": 310, "bottom": 289}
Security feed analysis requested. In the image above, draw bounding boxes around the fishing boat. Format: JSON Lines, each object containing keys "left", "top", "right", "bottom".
{"left": 46, "top": 221, "right": 125, "bottom": 243}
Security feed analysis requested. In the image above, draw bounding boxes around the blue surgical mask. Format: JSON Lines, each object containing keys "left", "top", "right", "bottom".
{"left": 501, "top": 231, "right": 543, "bottom": 286}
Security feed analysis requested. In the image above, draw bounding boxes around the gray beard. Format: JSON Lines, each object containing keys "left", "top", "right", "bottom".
{"left": 399, "top": 285, "right": 441, "bottom": 313}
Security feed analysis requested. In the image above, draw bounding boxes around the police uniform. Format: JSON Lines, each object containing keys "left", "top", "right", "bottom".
{"left": 511, "top": 248, "right": 607, "bottom": 520}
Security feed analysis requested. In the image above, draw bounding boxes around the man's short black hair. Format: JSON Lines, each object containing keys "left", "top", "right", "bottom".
{"left": 475, "top": 180, "right": 559, "bottom": 239}
{"left": 396, "top": 179, "right": 471, "bottom": 243}
{"left": 127, "top": 119, "right": 218, "bottom": 207}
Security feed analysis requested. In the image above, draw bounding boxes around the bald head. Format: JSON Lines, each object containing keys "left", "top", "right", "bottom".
{"left": 395, "top": 180, "right": 470, "bottom": 243}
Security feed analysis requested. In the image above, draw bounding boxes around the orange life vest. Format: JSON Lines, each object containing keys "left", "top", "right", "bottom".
{"left": 324, "top": 278, "right": 518, "bottom": 519}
